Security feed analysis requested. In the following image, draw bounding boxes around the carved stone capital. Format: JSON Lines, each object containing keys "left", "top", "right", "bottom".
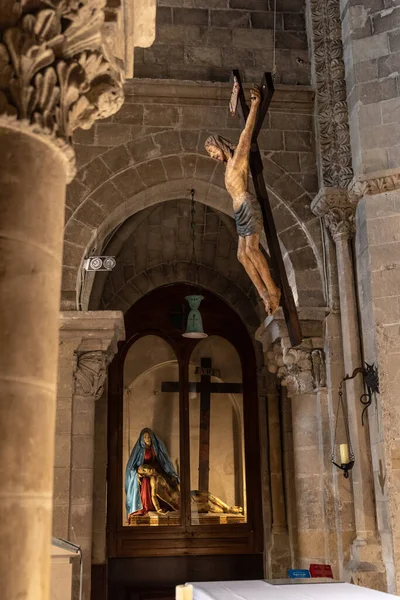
{"left": 311, "top": 187, "right": 356, "bottom": 242}
{"left": 266, "top": 341, "right": 326, "bottom": 397}
{"left": 0, "top": 1, "right": 124, "bottom": 181}
{"left": 349, "top": 169, "right": 400, "bottom": 200}
{"left": 308, "top": 0, "right": 353, "bottom": 188}
{"left": 74, "top": 350, "right": 110, "bottom": 400}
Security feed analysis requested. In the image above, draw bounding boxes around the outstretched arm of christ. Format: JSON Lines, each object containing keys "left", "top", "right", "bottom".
{"left": 231, "top": 86, "right": 260, "bottom": 171}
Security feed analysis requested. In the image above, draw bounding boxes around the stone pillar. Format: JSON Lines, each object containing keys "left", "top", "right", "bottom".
{"left": 256, "top": 309, "right": 339, "bottom": 573}
{"left": 55, "top": 312, "right": 125, "bottom": 600}
{"left": 0, "top": 4, "right": 125, "bottom": 600}
{"left": 312, "top": 188, "right": 386, "bottom": 588}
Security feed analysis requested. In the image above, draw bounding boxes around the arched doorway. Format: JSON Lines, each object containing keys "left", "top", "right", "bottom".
{"left": 106, "top": 283, "right": 264, "bottom": 599}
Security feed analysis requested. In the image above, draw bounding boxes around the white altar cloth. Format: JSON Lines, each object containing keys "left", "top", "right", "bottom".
{"left": 191, "top": 580, "right": 397, "bottom": 600}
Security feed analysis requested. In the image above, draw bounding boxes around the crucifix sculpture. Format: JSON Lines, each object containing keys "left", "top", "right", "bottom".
{"left": 205, "top": 70, "right": 302, "bottom": 347}
{"left": 161, "top": 357, "right": 242, "bottom": 492}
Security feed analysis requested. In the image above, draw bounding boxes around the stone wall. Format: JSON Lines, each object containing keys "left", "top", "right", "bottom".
{"left": 133, "top": 0, "right": 310, "bottom": 84}
{"left": 356, "top": 192, "right": 400, "bottom": 593}
{"left": 64, "top": 80, "right": 324, "bottom": 313}
{"left": 341, "top": 0, "right": 400, "bottom": 175}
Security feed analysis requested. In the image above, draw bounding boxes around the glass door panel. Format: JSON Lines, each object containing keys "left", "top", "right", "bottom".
{"left": 123, "top": 335, "right": 180, "bottom": 527}
{"left": 189, "top": 336, "right": 246, "bottom": 525}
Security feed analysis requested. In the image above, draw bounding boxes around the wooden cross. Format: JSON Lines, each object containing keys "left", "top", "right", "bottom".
{"left": 161, "top": 357, "right": 242, "bottom": 492}
{"left": 231, "top": 70, "right": 302, "bottom": 348}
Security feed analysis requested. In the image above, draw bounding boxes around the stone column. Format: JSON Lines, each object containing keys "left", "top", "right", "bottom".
{"left": 256, "top": 309, "right": 337, "bottom": 572}
{"left": 312, "top": 189, "right": 386, "bottom": 587}
{"left": 266, "top": 375, "right": 290, "bottom": 577}
{"left": 0, "top": 4, "right": 124, "bottom": 600}
{"left": 55, "top": 312, "right": 125, "bottom": 600}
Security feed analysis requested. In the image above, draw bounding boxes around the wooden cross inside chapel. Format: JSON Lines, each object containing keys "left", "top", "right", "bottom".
{"left": 161, "top": 357, "right": 242, "bottom": 492}
{"left": 231, "top": 69, "right": 302, "bottom": 347}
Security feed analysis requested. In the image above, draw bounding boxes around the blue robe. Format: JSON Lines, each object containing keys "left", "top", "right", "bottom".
{"left": 125, "top": 429, "right": 179, "bottom": 517}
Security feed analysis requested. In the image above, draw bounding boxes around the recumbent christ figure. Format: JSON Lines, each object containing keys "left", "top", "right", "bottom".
{"left": 205, "top": 85, "right": 281, "bottom": 316}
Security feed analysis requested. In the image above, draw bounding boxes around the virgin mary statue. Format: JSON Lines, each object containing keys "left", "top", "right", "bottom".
{"left": 125, "top": 428, "right": 180, "bottom": 518}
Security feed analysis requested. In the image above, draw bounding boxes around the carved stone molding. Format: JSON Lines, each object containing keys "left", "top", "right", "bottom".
{"left": 74, "top": 350, "right": 110, "bottom": 400}
{"left": 0, "top": 1, "right": 124, "bottom": 180}
{"left": 349, "top": 170, "right": 400, "bottom": 200}
{"left": 308, "top": 0, "right": 353, "bottom": 188}
{"left": 311, "top": 186, "right": 356, "bottom": 242}
{"left": 267, "top": 342, "right": 326, "bottom": 397}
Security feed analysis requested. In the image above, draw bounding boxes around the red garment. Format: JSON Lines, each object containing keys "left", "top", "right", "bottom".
{"left": 133, "top": 447, "right": 156, "bottom": 515}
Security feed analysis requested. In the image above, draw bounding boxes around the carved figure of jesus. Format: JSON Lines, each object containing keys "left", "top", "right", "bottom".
{"left": 205, "top": 86, "right": 281, "bottom": 315}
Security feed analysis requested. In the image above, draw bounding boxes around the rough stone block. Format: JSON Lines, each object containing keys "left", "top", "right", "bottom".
{"left": 251, "top": 11, "right": 283, "bottom": 29}
{"left": 233, "top": 28, "right": 273, "bottom": 49}
{"left": 66, "top": 179, "right": 89, "bottom": 211}
{"left": 201, "top": 27, "right": 232, "bottom": 46}
{"left": 355, "top": 58, "right": 378, "bottom": 83}
{"left": 283, "top": 12, "right": 305, "bottom": 30}
{"left": 143, "top": 104, "right": 180, "bottom": 127}
{"left": 271, "top": 111, "right": 312, "bottom": 131}
{"left": 276, "top": 30, "right": 308, "bottom": 50}
{"left": 156, "top": 24, "right": 202, "bottom": 45}
{"left": 164, "top": 156, "right": 184, "bottom": 179}
{"left": 284, "top": 130, "right": 312, "bottom": 151}
{"left": 353, "top": 32, "right": 389, "bottom": 62}
{"left": 184, "top": 46, "right": 222, "bottom": 66}
{"left": 101, "top": 145, "right": 132, "bottom": 172}
{"left": 112, "top": 167, "right": 146, "bottom": 198}
{"left": 221, "top": 47, "right": 255, "bottom": 68}
{"left": 143, "top": 43, "right": 184, "bottom": 64}
{"left": 63, "top": 219, "right": 93, "bottom": 246}
{"left": 90, "top": 181, "right": 125, "bottom": 214}
{"left": 62, "top": 241, "right": 85, "bottom": 268}
{"left": 361, "top": 148, "right": 389, "bottom": 172}
{"left": 230, "top": 0, "right": 268, "bottom": 9}
{"left": 136, "top": 159, "right": 167, "bottom": 187}
{"left": 95, "top": 123, "right": 132, "bottom": 146}
{"left": 361, "top": 122, "right": 400, "bottom": 149}
{"left": 373, "top": 6, "right": 400, "bottom": 35}
{"left": 389, "top": 29, "right": 400, "bottom": 52}
{"left": 210, "top": 9, "right": 250, "bottom": 27}
{"left": 76, "top": 157, "right": 112, "bottom": 191}
{"left": 153, "top": 130, "right": 182, "bottom": 155}
{"left": 112, "top": 103, "right": 144, "bottom": 124}
{"left": 173, "top": 8, "right": 208, "bottom": 25}
{"left": 378, "top": 50, "right": 400, "bottom": 78}
{"left": 157, "top": 6, "right": 173, "bottom": 24}
{"left": 74, "top": 198, "right": 107, "bottom": 229}
{"left": 126, "top": 135, "right": 160, "bottom": 163}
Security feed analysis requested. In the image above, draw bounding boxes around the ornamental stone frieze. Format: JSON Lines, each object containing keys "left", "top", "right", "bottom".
{"left": 266, "top": 341, "right": 326, "bottom": 397}
{"left": 307, "top": 0, "right": 353, "bottom": 189}
{"left": 311, "top": 186, "right": 356, "bottom": 242}
{"left": 349, "top": 169, "right": 400, "bottom": 200}
{"left": 0, "top": 0, "right": 125, "bottom": 180}
{"left": 74, "top": 350, "right": 110, "bottom": 400}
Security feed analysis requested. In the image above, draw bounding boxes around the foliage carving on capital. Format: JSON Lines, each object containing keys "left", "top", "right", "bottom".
{"left": 267, "top": 343, "right": 326, "bottom": 397}
{"left": 323, "top": 206, "right": 356, "bottom": 241}
{"left": 0, "top": 0, "right": 124, "bottom": 180}
{"left": 309, "top": 0, "right": 353, "bottom": 188}
{"left": 311, "top": 187, "right": 356, "bottom": 242}
{"left": 74, "top": 350, "right": 110, "bottom": 400}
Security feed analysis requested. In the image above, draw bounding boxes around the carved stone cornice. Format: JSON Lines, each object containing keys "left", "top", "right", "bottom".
{"left": 349, "top": 169, "right": 400, "bottom": 200}
{"left": 308, "top": 0, "right": 353, "bottom": 188}
{"left": 266, "top": 341, "right": 326, "bottom": 397}
{"left": 311, "top": 186, "right": 356, "bottom": 242}
{"left": 74, "top": 350, "right": 110, "bottom": 400}
{"left": 0, "top": 1, "right": 124, "bottom": 181}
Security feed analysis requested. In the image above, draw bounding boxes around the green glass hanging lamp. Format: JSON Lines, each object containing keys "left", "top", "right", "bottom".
{"left": 182, "top": 190, "right": 208, "bottom": 339}
{"left": 182, "top": 294, "right": 207, "bottom": 339}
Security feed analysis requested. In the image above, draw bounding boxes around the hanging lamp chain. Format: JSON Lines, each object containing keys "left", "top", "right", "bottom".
{"left": 272, "top": 0, "right": 277, "bottom": 79}
{"left": 190, "top": 188, "right": 197, "bottom": 264}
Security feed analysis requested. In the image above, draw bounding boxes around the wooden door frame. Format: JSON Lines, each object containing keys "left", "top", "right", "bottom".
{"left": 107, "top": 283, "right": 263, "bottom": 558}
